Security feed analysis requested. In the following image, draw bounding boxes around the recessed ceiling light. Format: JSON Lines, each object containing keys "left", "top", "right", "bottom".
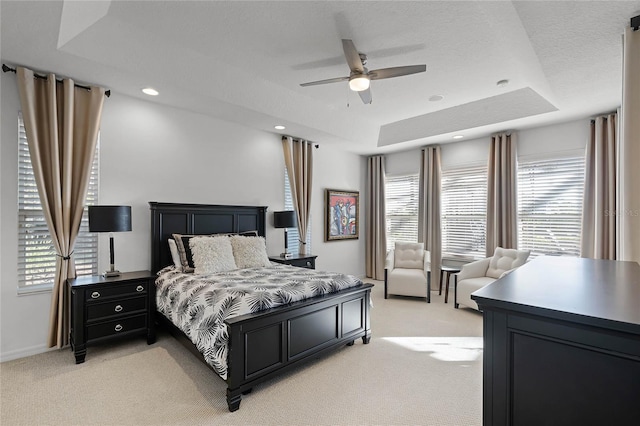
{"left": 429, "top": 94, "right": 444, "bottom": 102}
{"left": 496, "top": 79, "right": 509, "bottom": 87}
{"left": 274, "top": 125, "right": 286, "bottom": 130}
{"left": 142, "top": 87, "right": 159, "bottom": 96}
{"left": 452, "top": 135, "right": 464, "bottom": 139}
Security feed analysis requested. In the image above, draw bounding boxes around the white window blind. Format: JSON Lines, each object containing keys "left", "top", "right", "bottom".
{"left": 385, "top": 174, "right": 419, "bottom": 252}
{"left": 18, "top": 114, "right": 99, "bottom": 289}
{"left": 284, "top": 168, "right": 311, "bottom": 255}
{"left": 441, "top": 166, "right": 487, "bottom": 259}
{"left": 517, "top": 156, "right": 585, "bottom": 258}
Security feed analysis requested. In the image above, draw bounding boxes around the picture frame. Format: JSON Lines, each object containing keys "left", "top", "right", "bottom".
{"left": 325, "top": 189, "right": 359, "bottom": 241}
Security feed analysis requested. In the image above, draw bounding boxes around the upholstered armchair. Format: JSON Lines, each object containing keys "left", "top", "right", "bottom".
{"left": 384, "top": 242, "right": 431, "bottom": 302}
{"left": 455, "top": 247, "right": 530, "bottom": 310}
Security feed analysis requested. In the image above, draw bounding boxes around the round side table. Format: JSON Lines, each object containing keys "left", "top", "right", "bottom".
{"left": 439, "top": 265, "right": 461, "bottom": 303}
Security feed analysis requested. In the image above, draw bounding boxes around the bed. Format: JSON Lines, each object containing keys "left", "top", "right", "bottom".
{"left": 149, "top": 202, "right": 372, "bottom": 411}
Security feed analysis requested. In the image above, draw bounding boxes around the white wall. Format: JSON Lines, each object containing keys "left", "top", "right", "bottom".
{"left": 386, "top": 119, "right": 589, "bottom": 176}
{"left": 0, "top": 73, "right": 365, "bottom": 361}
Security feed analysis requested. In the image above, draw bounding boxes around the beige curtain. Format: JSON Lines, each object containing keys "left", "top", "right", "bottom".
{"left": 620, "top": 25, "right": 640, "bottom": 264}
{"left": 486, "top": 132, "right": 518, "bottom": 256}
{"left": 281, "top": 136, "right": 313, "bottom": 255}
{"left": 418, "top": 146, "right": 442, "bottom": 286}
{"left": 16, "top": 67, "right": 105, "bottom": 348}
{"left": 365, "top": 155, "right": 387, "bottom": 280}
{"left": 581, "top": 114, "right": 617, "bottom": 259}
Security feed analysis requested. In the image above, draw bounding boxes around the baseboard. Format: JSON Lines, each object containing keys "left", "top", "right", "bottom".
{"left": 0, "top": 343, "right": 51, "bottom": 362}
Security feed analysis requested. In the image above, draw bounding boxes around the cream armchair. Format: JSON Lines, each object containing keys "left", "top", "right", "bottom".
{"left": 384, "top": 242, "right": 432, "bottom": 302}
{"left": 455, "top": 247, "right": 530, "bottom": 310}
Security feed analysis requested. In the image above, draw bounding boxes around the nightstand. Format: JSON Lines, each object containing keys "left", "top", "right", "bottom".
{"left": 68, "top": 270, "right": 156, "bottom": 364}
{"left": 269, "top": 254, "right": 318, "bottom": 269}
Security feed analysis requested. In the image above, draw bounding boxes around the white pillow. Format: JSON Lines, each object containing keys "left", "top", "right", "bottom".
{"left": 190, "top": 236, "right": 237, "bottom": 275}
{"left": 230, "top": 235, "right": 272, "bottom": 269}
{"left": 168, "top": 239, "right": 182, "bottom": 270}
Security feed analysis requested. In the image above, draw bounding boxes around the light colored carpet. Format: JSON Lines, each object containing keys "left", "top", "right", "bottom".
{"left": 0, "top": 281, "right": 483, "bottom": 425}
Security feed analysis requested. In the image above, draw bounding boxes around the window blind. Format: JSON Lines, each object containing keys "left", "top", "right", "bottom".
{"left": 18, "top": 115, "right": 99, "bottom": 288}
{"left": 385, "top": 174, "right": 419, "bottom": 252}
{"left": 517, "top": 156, "right": 585, "bottom": 258}
{"left": 441, "top": 166, "right": 487, "bottom": 259}
{"left": 284, "top": 168, "right": 311, "bottom": 255}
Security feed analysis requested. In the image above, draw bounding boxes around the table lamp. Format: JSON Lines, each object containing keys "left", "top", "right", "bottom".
{"left": 88, "top": 205, "right": 132, "bottom": 277}
{"left": 274, "top": 210, "right": 296, "bottom": 259}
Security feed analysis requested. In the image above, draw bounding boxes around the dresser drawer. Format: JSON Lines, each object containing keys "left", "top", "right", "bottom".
{"left": 86, "top": 314, "right": 147, "bottom": 341}
{"left": 86, "top": 296, "right": 146, "bottom": 321}
{"left": 85, "top": 281, "right": 148, "bottom": 301}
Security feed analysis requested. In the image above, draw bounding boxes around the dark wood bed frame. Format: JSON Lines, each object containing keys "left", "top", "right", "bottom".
{"left": 149, "top": 202, "right": 372, "bottom": 411}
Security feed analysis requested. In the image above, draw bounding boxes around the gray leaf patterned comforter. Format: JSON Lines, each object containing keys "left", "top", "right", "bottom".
{"left": 155, "top": 263, "right": 363, "bottom": 379}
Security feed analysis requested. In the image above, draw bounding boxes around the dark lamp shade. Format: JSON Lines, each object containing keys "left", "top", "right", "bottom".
{"left": 88, "top": 206, "right": 132, "bottom": 233}
{"left": 274, "top": 210, "right": 296, "bottom": 229}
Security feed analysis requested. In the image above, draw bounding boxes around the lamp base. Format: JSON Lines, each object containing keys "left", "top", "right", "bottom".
{"left": 280, "top": 252, "right": 293, "bottom": 259}
{"left": 103, "top": 270, "right": 121, "bottom": 278}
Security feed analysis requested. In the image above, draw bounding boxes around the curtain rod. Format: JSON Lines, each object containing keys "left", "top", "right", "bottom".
{"left": 2, "top": 64, "right": 110, "bottom": 98}
{"left": 632, "top": 15, "right": 639, "bottom": 31}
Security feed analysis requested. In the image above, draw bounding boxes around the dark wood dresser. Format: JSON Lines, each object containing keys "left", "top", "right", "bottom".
{"left": 472, "top": 257, "right": 640, "bottom": 426}
{"left": 68, "top": 270, "right": 156, "bottom": 363}
{"left": 269, "top": 254, "right": 317, "bottom": 269}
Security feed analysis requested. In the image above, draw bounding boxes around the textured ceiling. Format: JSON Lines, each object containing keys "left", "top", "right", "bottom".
{"left": 2, "top": 1, "right": 639, "bottom": 154}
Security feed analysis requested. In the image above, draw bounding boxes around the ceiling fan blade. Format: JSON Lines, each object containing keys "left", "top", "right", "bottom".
{"left": 342, "top": 39, "right": 364, "bottom": 73}
{"left": 369, "top": 65, "right": 426, "bottom": 80}
{"left": 358, "top": 88, "right": 372, "bottom": 105}
{"left": 300, "top": 76, "right": 349, "bottom": 87}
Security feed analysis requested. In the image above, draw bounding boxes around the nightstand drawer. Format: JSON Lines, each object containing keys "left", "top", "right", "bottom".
{"left": 86, "top": 314, "right": 147, "bottom": 341}
{"left": 85, "top": 281, "right": 148, "bottom": 301}
{"left": 86, "top": 296, "right": 146, "bottom": 321}
{"left": 288, "top": 258, "right": 315, "bottom": 269}
{"left": 269, "top": 255, "right": 317, "bottom": 269}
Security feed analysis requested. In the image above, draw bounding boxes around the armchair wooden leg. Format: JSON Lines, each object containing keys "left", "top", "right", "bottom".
{"left": 384, "top": 269, "right": 388, "bottom": 299}
{"left": 426, "top": 271, "right": 431, "bottom": 303}
{"left": 454, "top": 274, "right": 459, "bottom": 308}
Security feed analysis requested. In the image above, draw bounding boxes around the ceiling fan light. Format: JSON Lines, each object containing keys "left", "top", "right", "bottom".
{"left": 349, "top": 75, "right": 370, "bottom": 92}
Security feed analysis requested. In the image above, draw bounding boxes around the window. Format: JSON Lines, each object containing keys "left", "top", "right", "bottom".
{"left": 518, "top": 156, "right": 585, "bottom": 258}
{"left": 441, "top": 166, "right": 487, "bottom": 259}
{"left": 18, "top": 114, "right": 99, "bottom": 290}
{"left": 284, "top": 168, "right": 311, "bottom": 255}
{"left": 385, "top": 174, "right": 419, "bottom": 252}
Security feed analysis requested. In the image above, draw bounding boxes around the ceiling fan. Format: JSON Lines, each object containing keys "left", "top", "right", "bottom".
{"left": 300, "top": 39, "right": 426, "bottom": 105}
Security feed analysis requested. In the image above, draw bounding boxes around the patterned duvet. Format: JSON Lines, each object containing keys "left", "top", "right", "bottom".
{"left": 155, "top": 263, "right": 363, "bottom": 379}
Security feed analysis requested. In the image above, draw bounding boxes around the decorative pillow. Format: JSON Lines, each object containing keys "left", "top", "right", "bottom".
{"left": 230, "top": 235, "right": 271, "bottom": 269}
{"left": 394, "top": 242, "right": 425, "bottom": 269}
{"left": 168, "top": 238, "right": 182, "bottom": 270}
{"left": 173, "top": 231, "right": 261, "bottom": 272}
{"left": 486, "top": 247, "right": 531, "bottom": 279}
{"left": 190, "top": 236, "right": 237, "bottom": 275}
{"left": 172, "top": 234, "right": 203, "bottom": 272}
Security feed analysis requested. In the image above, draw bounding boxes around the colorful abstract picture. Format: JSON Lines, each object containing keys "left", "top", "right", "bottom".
{"left": 325, "top": 189, "right": 359, "bottom": 241}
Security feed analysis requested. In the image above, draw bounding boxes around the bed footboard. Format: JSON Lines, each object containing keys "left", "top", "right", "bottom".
{"left": 224, "top": 283, "right": 373, "bottom": 412}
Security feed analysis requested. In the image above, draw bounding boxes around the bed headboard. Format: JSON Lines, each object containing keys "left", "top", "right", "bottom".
{"left": 149, "top": 202, "right": 268, "bottom": 273}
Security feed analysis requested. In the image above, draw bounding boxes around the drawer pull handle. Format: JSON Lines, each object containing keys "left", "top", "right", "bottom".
{"left": 91, "top": 291, "right": 100, "bottom": 299}
{"left": 114, "top": 324, "right": 123, "bottom": 332}
{"left": 306, "top": 261, "right": 312, "bottom": 266}
{"left": 136, "top": 285, "right": 144, "bottom": 292}
{"left": 114, "top": 305, "right": 123, "bottom": 313}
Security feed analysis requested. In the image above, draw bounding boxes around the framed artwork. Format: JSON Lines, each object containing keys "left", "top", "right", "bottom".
{"left": 325, "top": 189, "right": 359, "bottom": 241}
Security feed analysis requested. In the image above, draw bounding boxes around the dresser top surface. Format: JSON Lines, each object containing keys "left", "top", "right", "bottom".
{"left": 472, "top": 257, "right": 640, "bottom": 332}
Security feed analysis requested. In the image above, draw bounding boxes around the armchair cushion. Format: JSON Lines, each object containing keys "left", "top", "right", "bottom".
{"left": 394, "top": 242, "right": 425, "bottom": 269}
{"left": 486, "top": 247, "right": 530, "bottom": 279}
